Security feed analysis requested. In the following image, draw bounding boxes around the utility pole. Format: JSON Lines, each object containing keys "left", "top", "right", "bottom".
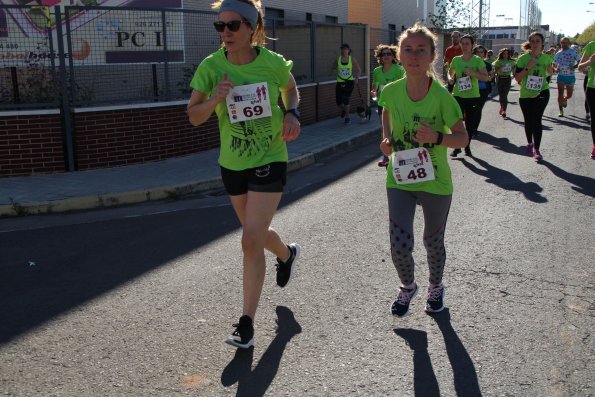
{"left": 470, "top": 0, "right": 491, "bottom": 45}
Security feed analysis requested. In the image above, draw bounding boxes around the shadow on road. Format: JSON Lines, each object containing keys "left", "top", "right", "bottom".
{"left": 543, "top": 115, "right": 590, "bottom": 131}
{"left": 474, "top": 131, "right": 526, "bottom": 156}
{"left": 394, "top": 328, "right": 440, "bottom": 396}
{"left": 540, "top": 160, "right": 595, "bottom": 198}
{"left": 220, "top": 306, "right": 302, "bottom": 397}
{"left": 0, "top": 147, "right": 377, "bottom": 344}
{"left": 458, "top": 156, "right": 547, "bottom": 203}
{"left": 428, "top": 309, "right": 483, "bottom": 397}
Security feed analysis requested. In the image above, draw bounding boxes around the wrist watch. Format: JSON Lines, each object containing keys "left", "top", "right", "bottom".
{"left": 285, "top": 108, "right": 301, "bottom": 120}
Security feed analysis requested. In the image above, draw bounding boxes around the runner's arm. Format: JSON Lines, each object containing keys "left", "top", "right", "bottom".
{"left": 187, "top": 74, "right": 234, "bottom": 126}
{"left": 280, "top": 73, "right": 301, "bottom": 142}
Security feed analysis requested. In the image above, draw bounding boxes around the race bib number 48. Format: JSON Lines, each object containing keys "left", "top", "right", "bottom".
{"left": 226, "top": 82, "right": 272, "bottom": 123}
{"left": 391, "top": 148, "right": 436, "bottom": 185}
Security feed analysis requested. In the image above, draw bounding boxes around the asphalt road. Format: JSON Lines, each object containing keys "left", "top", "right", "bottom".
{"left": 1, "top": 80, "right": 593, "bottom": 396}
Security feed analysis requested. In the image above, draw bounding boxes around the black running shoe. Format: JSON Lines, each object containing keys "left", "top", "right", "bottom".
{"left": 464, "top": 147, "right": 472, "bottom": 157}
{"left": 276, "top": 243, "right": 300, "bottom": 287}
{"left": 225, "top": 315, "right": 254, "bottom": 348}
{"left": 391, "top": 283, "right": 418, "bottom": 317}
{"left": 450, "top": 148, "right": 461, "bottom": 157}
{"left": 425, "top": 284, "right": 446, "bottom": 313}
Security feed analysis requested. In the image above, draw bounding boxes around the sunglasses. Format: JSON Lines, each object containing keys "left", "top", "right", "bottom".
{"left": 213, "top": 20, "right": 247, "bottom": 33}
{"left": 381, "top": 52, "right": 393, "bottom": 56}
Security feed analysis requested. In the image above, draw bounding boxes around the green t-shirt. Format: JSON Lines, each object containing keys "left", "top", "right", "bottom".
{"left": 515, "top": 53, "right": 553, "bottom": 98}
{"left": 449, "top": 55, "right": 485, "bottom": 98}
{"left": 378, "top": 78, "right": 463, "bottom": 195}
{"left": 372, "top": 64, "right": 405, "bottom": 96}
{"left": 494, "top": 59, "right": 515, "bottom": 77}
{"left": 190, "top": 47, "right": 292, "bottom": 170}
{"left": 583, "top": 41, "right": 595, "bottom": 89}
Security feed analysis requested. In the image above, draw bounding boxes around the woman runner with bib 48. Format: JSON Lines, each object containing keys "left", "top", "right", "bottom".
{"left": 187, "top": 0, "right": 301, "bottom": 349}
{"left": 378, "top": 23, "right": 468, "bottom": 317}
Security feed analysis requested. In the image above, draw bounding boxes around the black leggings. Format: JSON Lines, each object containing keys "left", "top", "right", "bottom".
{"left": 455, "top": 96, "right": 482, "bottom": 147}
{"left": 497, "top": 77, "right": 512, "bottom": 111}
{"left": 585, "top": 76, "right": 590, "bottom": 114}
{"left": 519, "top": 90, "right": 550, "bottom": 149}
{"left": 587, "top": 87, "right": 595, "bottom": 145}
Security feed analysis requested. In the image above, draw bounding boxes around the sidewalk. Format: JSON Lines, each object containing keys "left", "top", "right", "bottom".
{"left": 0, "top": 116, "right": 381, "bottom": 217}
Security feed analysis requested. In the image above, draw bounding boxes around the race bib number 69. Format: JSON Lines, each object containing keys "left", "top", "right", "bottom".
{"left": 226, "top": 82, "right": 272, "bottom": 123}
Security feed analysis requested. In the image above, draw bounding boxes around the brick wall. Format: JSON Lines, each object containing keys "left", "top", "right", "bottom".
{"left": 73, "top": 104, "right": 219, "bottom": 170}
{"left": 0, "top": 81, "right": 367, "bottom": 177}
{"left": 0, "top": 113, "right": 65, "bottom": 177}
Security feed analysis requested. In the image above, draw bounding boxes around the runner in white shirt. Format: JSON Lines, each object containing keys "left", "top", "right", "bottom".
{"left": 553, "top": 37, "right": 581, "bottom": 117}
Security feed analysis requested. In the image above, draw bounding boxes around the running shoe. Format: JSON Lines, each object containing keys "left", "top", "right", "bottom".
{"left": 450, "top": 148, "right": 461, "bottom": 157}
{"left": 558, "top": 109, "right": 564, "bottom": 117}
{"left": 464, "top": 147, "right": 472, "bottom": 157}
{"left": 226, "top": 315, "right": 255, "bottom": 349}
{"left": 533, "top": 148, "right": 543, "bottom": 161}
{"left": 499, "top": 107, "right": 503, "bottom": 116}
{"left": 591, "top": 146, "right": 595, "bottom": 160}
{"left": 425, "top": 284, "right": 446, "bottom": 313}
{"left": 276, "top": 243, "right": 300, "bottom": 288}
{"left": 377, "top": 155, "right": 389, "bottom": 167}
{"left": 502, "top": 112, "right": 507, "bottom": 119}
{"left": 587, "top": 113, "right": 591, "bottom": 121}
{"left": 563, "top": 99, "right": 567, "bottom": 108}
{"left": 391, "top": 282, "right": 418, "bottom": 317}
{"left": 525, "top": 143, "right": 533, "bottom": 156}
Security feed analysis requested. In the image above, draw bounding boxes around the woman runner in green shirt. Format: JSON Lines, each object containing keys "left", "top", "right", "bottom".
{"left": 372, "top": 44, "right": 405, "bottom": 167}
{"left": 378, "top": 23, "right": 468, "bottom": 317}
{"left": 187, "top": 0, "right": 301, "bottom": 349}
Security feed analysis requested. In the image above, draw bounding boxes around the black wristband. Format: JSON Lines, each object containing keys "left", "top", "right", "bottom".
{"left": 436, "top": 133, "right": 444, "bottom": 146}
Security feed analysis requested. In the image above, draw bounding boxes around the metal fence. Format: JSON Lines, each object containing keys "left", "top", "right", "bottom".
{"left": 0, "top": 4, "right": 368, "bottom": 111}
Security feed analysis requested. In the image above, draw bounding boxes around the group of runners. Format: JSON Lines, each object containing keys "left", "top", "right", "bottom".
{"left": 186, "top": 0, "right": 593, "bottom": 349}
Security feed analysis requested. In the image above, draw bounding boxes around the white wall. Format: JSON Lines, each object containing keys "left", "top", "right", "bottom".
{"left": 382, "top": 0, "right": 435, "bottom": 31}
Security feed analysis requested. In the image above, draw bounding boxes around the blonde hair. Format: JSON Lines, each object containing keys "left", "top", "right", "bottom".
{"left": 396, "top": 22, "right": 442, "bottom": 82}
{"left": 212, "top": 0, "right": 267, "bottom": 46}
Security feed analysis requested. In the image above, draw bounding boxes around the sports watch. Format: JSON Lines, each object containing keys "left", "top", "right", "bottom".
{"left": 284, "top": 108, "right": 301, "bottom": 120}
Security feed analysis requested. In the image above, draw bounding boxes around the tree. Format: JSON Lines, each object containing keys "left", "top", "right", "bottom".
{"left": 576, "top": 23, "right": 595, "bottom": 46}
{"left": 428, "top": 0, "right": 472, "bottom": 30}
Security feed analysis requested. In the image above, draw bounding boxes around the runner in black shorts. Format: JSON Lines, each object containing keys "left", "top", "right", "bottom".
{"left": 187, "top": 0, "right": 302, "bottom": 349}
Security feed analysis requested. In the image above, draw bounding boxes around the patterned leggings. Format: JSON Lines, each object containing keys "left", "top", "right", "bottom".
{"left": 387, "top": 188, "right": 452, "bottom": 286}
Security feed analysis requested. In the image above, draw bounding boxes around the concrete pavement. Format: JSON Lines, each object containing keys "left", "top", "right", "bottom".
{"left": 0, "top": 116, "right": 381, "bottom": 217}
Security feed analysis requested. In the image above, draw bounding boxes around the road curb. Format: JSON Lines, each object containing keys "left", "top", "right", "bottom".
{"left": 0, "top": 127, "right": 379, "bottom": 217}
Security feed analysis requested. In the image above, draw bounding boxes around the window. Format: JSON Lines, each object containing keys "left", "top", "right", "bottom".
{"left": 388, "top": 23, "right": 396, "bottom": 31}
{"left": 306, "top": 13, "right": 312, "bottom": 21}
{"left": 325, "top": 15, "right": 338, "bottom": 24}
{"left": 265, "top": 7, "right": 284, "bottom": 27}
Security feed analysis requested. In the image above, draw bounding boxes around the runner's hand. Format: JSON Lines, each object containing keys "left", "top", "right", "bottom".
{"left": 380, "top": 137, "right": 393, "bottom": 156}
{"left": 413, "top": 121, "right": 438, "bottom": 144}
{"left": 282, "top": 113, "right": 300, "bottom": 142}
{"left": 214, "top": 73, "right": 234, "bottom": 103}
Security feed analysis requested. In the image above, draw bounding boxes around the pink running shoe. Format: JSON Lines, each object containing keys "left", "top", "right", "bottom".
{"left": 533, "top": 148, "right": 543, "bottom": 160}
{"left": 591, "top": 146, "right": 595, "bottom": 160}
{"left": 526, "top": 143, "right": 533, "bottom": 156}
